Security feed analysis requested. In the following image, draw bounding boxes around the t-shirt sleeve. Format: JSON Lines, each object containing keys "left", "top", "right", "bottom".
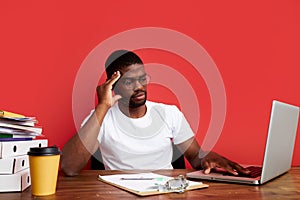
{"left": 80, "top": 110, "right": 95, "bottom": 127}
{"left": 81, "top": 109, "right": 105, "bottom": 143}
{"left": 169, "top": 105, "right": 195, "bottom": 145}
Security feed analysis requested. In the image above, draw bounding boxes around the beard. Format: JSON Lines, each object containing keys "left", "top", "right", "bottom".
{"left": 129, "top": 90, "right": 147, "bottom": 108}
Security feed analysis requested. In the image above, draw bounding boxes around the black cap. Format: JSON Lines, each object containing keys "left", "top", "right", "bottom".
{"left": 28, "top": 146, "right": 61, "bottom": 156}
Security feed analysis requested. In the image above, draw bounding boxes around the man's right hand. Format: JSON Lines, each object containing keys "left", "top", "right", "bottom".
{"left": 96, "top": 71, "right": 122, "bottom": 107}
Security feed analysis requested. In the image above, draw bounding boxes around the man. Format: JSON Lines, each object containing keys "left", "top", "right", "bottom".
{"left": 61, "top": 50, "right": 250, "bottom": 176}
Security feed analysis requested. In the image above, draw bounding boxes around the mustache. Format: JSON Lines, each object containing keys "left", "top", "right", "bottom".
{"left": 131, "top": 90, "right": 146, "bottom": 98}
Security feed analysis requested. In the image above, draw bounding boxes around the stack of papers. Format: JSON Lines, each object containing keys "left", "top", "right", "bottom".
{"left": 0, "top": 110, "right": 48, "bottom": 192}
{"left": 0, "top": 110, "right": 43, "bottom": 141}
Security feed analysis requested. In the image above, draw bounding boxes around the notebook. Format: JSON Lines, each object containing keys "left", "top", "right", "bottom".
{"left": 187, "top": 100, "right": 299, "bottom": 185}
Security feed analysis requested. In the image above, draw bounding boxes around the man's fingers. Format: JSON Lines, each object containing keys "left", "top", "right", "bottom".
{"left": 202, "top": 162, "right": 214, "bottom": 174}
{"left": 106, "top": 71, "right": 121, "bottom": 88}
{"left": 225, "top": 165, "right": 239, "bottom": 175}
{"left": 204, "top": 168, "right": 211, "bottom": 174}
{"left": 112, "top": 94, "right": 122, "bottom": 103}
{"left": 202, "top": 159, "right": 239, "bottom": 175}
{"left": 231, "top": 163, "right": 251, "bottom": 175}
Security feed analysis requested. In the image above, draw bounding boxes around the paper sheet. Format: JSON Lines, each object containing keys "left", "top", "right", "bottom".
{"left": 98, "top": 172, "right": 206, "bottom": 193}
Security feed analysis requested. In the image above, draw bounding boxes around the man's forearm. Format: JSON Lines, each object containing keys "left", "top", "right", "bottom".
{"left": 176, "top": 137, "right": 203, "bottom": 169}
{"left": 61, "top": 104, "right": 109, "bottom": 176}
{"left": 61, "top": 134, "right": 95, "bottom": 176}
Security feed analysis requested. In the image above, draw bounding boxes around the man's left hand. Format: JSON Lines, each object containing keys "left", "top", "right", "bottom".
{"left": 200, "top": 151, "right": 251, "bottom": 175}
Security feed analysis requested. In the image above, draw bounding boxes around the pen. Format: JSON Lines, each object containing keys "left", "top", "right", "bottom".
{"left": 120, "top": 177, "right": 154, "bottom": 180}
{"left": 120, "top": 177, "right": 166, "bottom": 181}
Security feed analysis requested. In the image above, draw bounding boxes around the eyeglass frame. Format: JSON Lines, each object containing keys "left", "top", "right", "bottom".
{"left": 117, "top": 74, "right": 151, "bottom": 90}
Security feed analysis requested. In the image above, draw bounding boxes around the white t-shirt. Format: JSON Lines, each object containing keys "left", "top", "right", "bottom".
{"left": 82, "top": 101, "right": 194, "bottom": 170}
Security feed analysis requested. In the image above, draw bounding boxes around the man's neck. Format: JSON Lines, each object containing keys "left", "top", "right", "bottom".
{"left": 118, "top": 103, "right": 147, "bottom": 118}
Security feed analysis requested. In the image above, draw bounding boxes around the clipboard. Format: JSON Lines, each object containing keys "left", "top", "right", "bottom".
{"left": 98, "top": 172, "right": 209, "bottom": 196}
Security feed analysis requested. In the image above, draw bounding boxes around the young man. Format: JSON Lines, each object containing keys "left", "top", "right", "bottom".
{"left": 61, "top": 50, "right": 250, "bottom": 176}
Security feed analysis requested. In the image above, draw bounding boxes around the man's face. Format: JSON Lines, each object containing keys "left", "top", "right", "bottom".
{"left": 114, "top": 64, "right": 149, "bottom": 108}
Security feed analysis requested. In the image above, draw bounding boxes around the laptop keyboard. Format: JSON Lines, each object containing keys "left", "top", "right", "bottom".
{"left": 223, "top": 166, "right": 262, "bottom": 178}
{"left": 244, "top": 166, "right": 262, "bottom": 178}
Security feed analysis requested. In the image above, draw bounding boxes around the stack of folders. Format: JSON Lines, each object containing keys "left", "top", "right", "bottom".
{"left": 0, "top": 110, "right": 43, "bottom": 141}
{"left": 0, "top": 110, "right": 48, "bottom": 192}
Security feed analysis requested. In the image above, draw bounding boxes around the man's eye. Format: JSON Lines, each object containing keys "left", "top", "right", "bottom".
{"left": 123, "top": 79, "right": 133, "bottom": 85}
{"left": 140, "top": 77, "right": 147, "bottom": 82}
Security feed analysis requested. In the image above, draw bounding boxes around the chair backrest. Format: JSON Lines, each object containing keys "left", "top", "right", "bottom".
{"left": 91, "top": 148, "right": 105, "bottom": 170}
{"left": 91, "top": 144, "right": 186, "bottom": 170}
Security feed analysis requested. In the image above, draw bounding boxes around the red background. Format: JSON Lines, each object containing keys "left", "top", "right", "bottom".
{"left": 1, "top": 1, "right": 299, "bottom": 168}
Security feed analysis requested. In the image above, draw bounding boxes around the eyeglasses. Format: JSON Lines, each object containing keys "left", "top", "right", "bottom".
{"left": 119, "top": 74, "right": 151, "bottom": 89}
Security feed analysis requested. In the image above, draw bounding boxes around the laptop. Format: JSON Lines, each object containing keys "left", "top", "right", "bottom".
{"left": 187, "top": 100, "right": 299, "bottom": 185}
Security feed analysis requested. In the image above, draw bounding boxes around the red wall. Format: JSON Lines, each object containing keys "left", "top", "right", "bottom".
{"left": 1, "top": 1, "right": 300, "bottom": 167}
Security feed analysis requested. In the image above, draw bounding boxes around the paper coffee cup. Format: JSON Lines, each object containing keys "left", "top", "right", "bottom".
{"left": 28, "top": 146, "right": 61, "bottom": 196}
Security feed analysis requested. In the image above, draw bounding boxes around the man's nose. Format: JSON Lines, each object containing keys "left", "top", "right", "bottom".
{"left": 133, "top": 79, "right": 143, "bottom": 90}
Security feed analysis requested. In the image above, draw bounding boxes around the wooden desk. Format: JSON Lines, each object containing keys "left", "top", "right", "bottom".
{"left": 1, "top": 167, "right": 300, "bottom": 199}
